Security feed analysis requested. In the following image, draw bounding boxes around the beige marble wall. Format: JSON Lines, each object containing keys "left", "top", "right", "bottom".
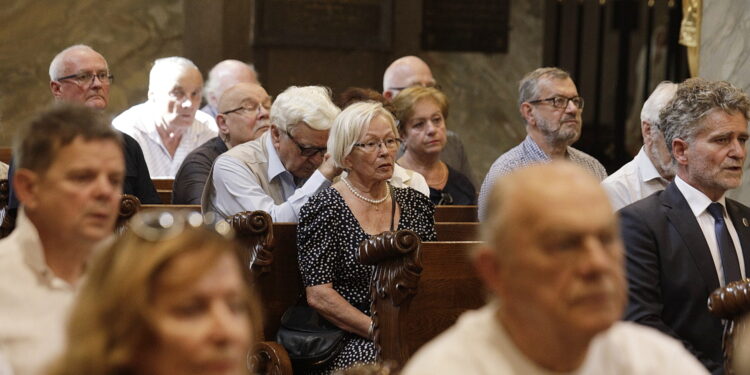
{"left": 700, "top": 0, "right": 750, "bottom": 205}
{"left": 0, "top": 1, "right": 183, "bottom": 146}
{"left": 424, "top": 0, "right": 543, "bottom": 183}
{"left": 0, "top": 0, "right": 541, "bottom": 185}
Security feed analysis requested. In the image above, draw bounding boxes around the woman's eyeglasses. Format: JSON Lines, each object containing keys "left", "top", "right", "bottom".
{"left": 353, "top": 138, "right": 402, "bottom": 153}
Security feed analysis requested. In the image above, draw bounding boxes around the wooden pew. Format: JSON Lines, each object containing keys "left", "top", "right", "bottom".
{"left": 358, "top": 231, "right": 486, "bottom": 368}
{"left": 152, "top": 179, "right": 174, "bottom": 204}
{"left": 0, "top": 148, "right": 10, "bottom": 164}
{"left": 435, "top": 222, "right": 479, "bottom": 241}
{"left": 708, "top": 279, "right": 750, "bottom": 374}
{"left": 434, "top": 205, "right": 478, "bottom": 222}
{"left": 229, "top": 211, "right": 293, "bottom": 375}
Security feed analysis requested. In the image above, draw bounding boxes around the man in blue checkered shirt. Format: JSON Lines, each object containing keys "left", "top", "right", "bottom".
{"left": 478, "top": 67, "right": 607, "bottom": 220}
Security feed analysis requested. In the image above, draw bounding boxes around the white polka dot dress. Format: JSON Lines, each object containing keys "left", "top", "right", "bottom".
{"left": 297, "top": 186, "right": 437, "bottom": 374}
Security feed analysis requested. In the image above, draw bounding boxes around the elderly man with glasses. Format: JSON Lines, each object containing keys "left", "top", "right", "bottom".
{"left": 478, "top": 67, "right": 607, "bottom": 220}
{"left": 202, "top": 85, "right": 341, "bottom": 222}
{"left": 172, "top": 82, "right": 271, "bottom": 204}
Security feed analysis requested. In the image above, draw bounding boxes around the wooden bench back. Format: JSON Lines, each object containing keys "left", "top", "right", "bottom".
{"left": 434, "top": 205, "right": 478, "bottom": 222}
{"left": 358, "top": 232, "right": 485, "bottom": 367}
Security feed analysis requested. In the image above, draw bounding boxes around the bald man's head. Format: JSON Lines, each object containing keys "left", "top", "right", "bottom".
{"left": 216, "top": 82, "right": 271, "bottom": 147}
{"left": 49, "top": 45, "right": 111, "bottom": 109}
{"left": 382, "top": 56, "right": 436, "bottom": 101}
{"left": 205, "top": 59, "right": 259, "bottom": 111}
{"left": 474, "top": 162, "right": 627, "bottom": 370}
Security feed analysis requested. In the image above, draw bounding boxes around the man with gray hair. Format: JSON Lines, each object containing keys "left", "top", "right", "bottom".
{"left": 478, "top": 67, "right": 607, "bottom": 220}
{"left": 0, "top": 105, "right": 125, "bottom": 375}
{"left": 201, "top": 59, "right": 259, "bottom": 117}
{"left": 602, "top": 81, "right": 678, "bottom": 210}
{"left": 43, "top": 44, "right": 160, "bottom": 204}
{"left": 402, "top": 162, "right": 706, "bottom": 375}
{"left": 202, "top": 86, "right": 341, "bottom": 221}
{"left": 621, "top": 78, "right": 750, "bottom": 373}
{"left": 113, "top": 56, "right": 217, "bottom": 177}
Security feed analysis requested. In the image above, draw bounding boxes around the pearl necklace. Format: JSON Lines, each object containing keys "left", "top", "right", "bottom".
{"left": 342, "top": 176, "right": 390, "bottom": 205}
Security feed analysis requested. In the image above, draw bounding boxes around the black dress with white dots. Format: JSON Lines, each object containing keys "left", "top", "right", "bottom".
{"left": 297, "top": 186, "right": 437, "bottom": 374}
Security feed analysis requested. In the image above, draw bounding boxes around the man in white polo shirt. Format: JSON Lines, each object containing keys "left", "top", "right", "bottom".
{"left": 113, "top": 56, "right": 216, "bottom": 177}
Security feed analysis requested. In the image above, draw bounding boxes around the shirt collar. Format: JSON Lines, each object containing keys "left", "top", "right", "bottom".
{"left": 521, "top": 136, "right": 552, "bottom": 161}
{"left": 674, "top": 175, "right": 727, "bottom": 217}
{"left": 635, "top": 147, "right": 667, "bottom": 183}
{"left": 18, "top": 208, "right": 110, "bottom": 290}
{"left": 265, "top": 132, "right": 288, "bottom": 181}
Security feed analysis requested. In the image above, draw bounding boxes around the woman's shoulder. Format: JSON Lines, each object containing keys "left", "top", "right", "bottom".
{"left": 393, "top": 185, "right": 434, "bottom": 210}
{"left": 301, "top": 187, "right": 345, "bottom": 216}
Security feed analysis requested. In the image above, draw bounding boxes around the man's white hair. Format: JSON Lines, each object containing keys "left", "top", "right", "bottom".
{"left": 270, "top": 86, "right": 340, "bottom": 133}
{"left": 148, "top": 56, "right": 199, "bottom": 92}
{"left": 49, "top": 44, "right": 103, "bottom": 81}
{"left": 641, "top": 81, "right": 677, "bottom": 125}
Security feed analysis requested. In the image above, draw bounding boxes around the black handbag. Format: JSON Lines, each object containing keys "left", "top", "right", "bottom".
{"left": 276, "top": 299, "right": 346, "bottom": 371}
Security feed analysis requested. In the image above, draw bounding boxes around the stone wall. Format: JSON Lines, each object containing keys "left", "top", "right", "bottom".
{"left": 422, "top": 0, "right": 542, "bottom": 183}
{"left": 0, "top": 1, "right": 183, "bottom": 146}
{"left": 0, "top": 0, "right": 542, "bottom": 183}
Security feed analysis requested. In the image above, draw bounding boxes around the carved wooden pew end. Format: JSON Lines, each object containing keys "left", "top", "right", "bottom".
{"left": 709, "top": 278, "right": 750, "bottom": 375}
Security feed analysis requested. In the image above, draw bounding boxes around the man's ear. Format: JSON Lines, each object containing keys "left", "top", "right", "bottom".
{"left": 216, "top": 115, "right": 229, "bottom": 135}
{"left": 520, "top": 103, "right": 535, "bottom": 126}
{"left": 50, "top": 81, "right": 62, "bottom": 99}
{"left": 672, "top": 138, "right": 689, "bottom": 166}
{"left": 270, "top": 125, "right": 282, "bottom": 148}
{"left": 641, "top": 121, "right": 652, "bottom": 143}
{"left": 473, "top": 246, "right": 505, "bottom": 298}
{"left": 383, "top": 90, "right": 394, "bottom": 101}
{"left": 13, "top": 169, "right": 40, "bottom": 210}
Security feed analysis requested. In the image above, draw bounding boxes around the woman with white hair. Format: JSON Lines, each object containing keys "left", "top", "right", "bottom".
{"left": 296, "top": 101, "right": 437, "bottom": 374}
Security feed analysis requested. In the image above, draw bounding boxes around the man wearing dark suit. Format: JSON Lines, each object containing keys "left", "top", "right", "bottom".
{"left": 620, "top": 78, "right": 750, "bottom": 374}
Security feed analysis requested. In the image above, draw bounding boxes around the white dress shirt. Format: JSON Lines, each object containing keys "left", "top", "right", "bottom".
{"left": 113, "top": 103, "right": 217, "bottom": 178}
{"left": 402, "top": 302, "right": 708, "bottom": 375}
{"left": 0, "top": 211, "right": 81, "bottom": 375}
{"left": 208, "top": 134, "right": 330, "bottom": 222}
{"left": 675, "top": 176, "right": 745, "bottom": 286}
{"left": 602, "top": 147, "right": 670, "bottom": 210}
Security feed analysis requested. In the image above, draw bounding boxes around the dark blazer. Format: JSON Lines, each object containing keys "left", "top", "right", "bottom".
{"left": 619, "top": 182, "right": 750, "bottom": 375}
{"left": 172, "top": 136, "right": 228, "bottom": 204}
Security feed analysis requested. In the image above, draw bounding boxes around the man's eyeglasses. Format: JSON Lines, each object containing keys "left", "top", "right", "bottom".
{"left": 527, "top": 96, "right": 584, "bottom": 110}
{"left": 284, "top": 130, "right": 327, "bottom": 157}
{"left": 353, "top": 138, "right": 402, "bottom": 153}
{"left": 128, "top": 210, "right": 233, "bottom": 242}
{"left": 387, "top": 82, "right": 442, "bottom": 92}
{"left": 56, "top": 71, "right": 114, "bottom": 86}
{"left": 222, "top": 97, "right": 273, "bottom": 115}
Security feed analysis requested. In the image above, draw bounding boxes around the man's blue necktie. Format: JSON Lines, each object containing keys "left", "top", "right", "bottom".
{"left": 707, "top": 202, "right": 742, "bottom": 284}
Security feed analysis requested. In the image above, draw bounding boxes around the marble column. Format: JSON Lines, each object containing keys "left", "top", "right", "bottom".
{"left": 700, "top": 0, "right": 750, "bottom": 205}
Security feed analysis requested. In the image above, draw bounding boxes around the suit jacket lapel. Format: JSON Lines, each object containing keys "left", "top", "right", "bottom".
{"left": 663, "top": 183, "right": 720, "bottom": 293}
{"left": 726, "top": 199, "right": 750, "bottom": 273}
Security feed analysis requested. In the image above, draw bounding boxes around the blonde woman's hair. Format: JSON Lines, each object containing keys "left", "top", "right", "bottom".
{"left": 390, "top": 86, "right": 449, "bottom": 135}
{"left": 327, "top": 101, "right": 398, "bottom": 169}
{"left": 47, "top": 216, "right": 261, "bottom": 375}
